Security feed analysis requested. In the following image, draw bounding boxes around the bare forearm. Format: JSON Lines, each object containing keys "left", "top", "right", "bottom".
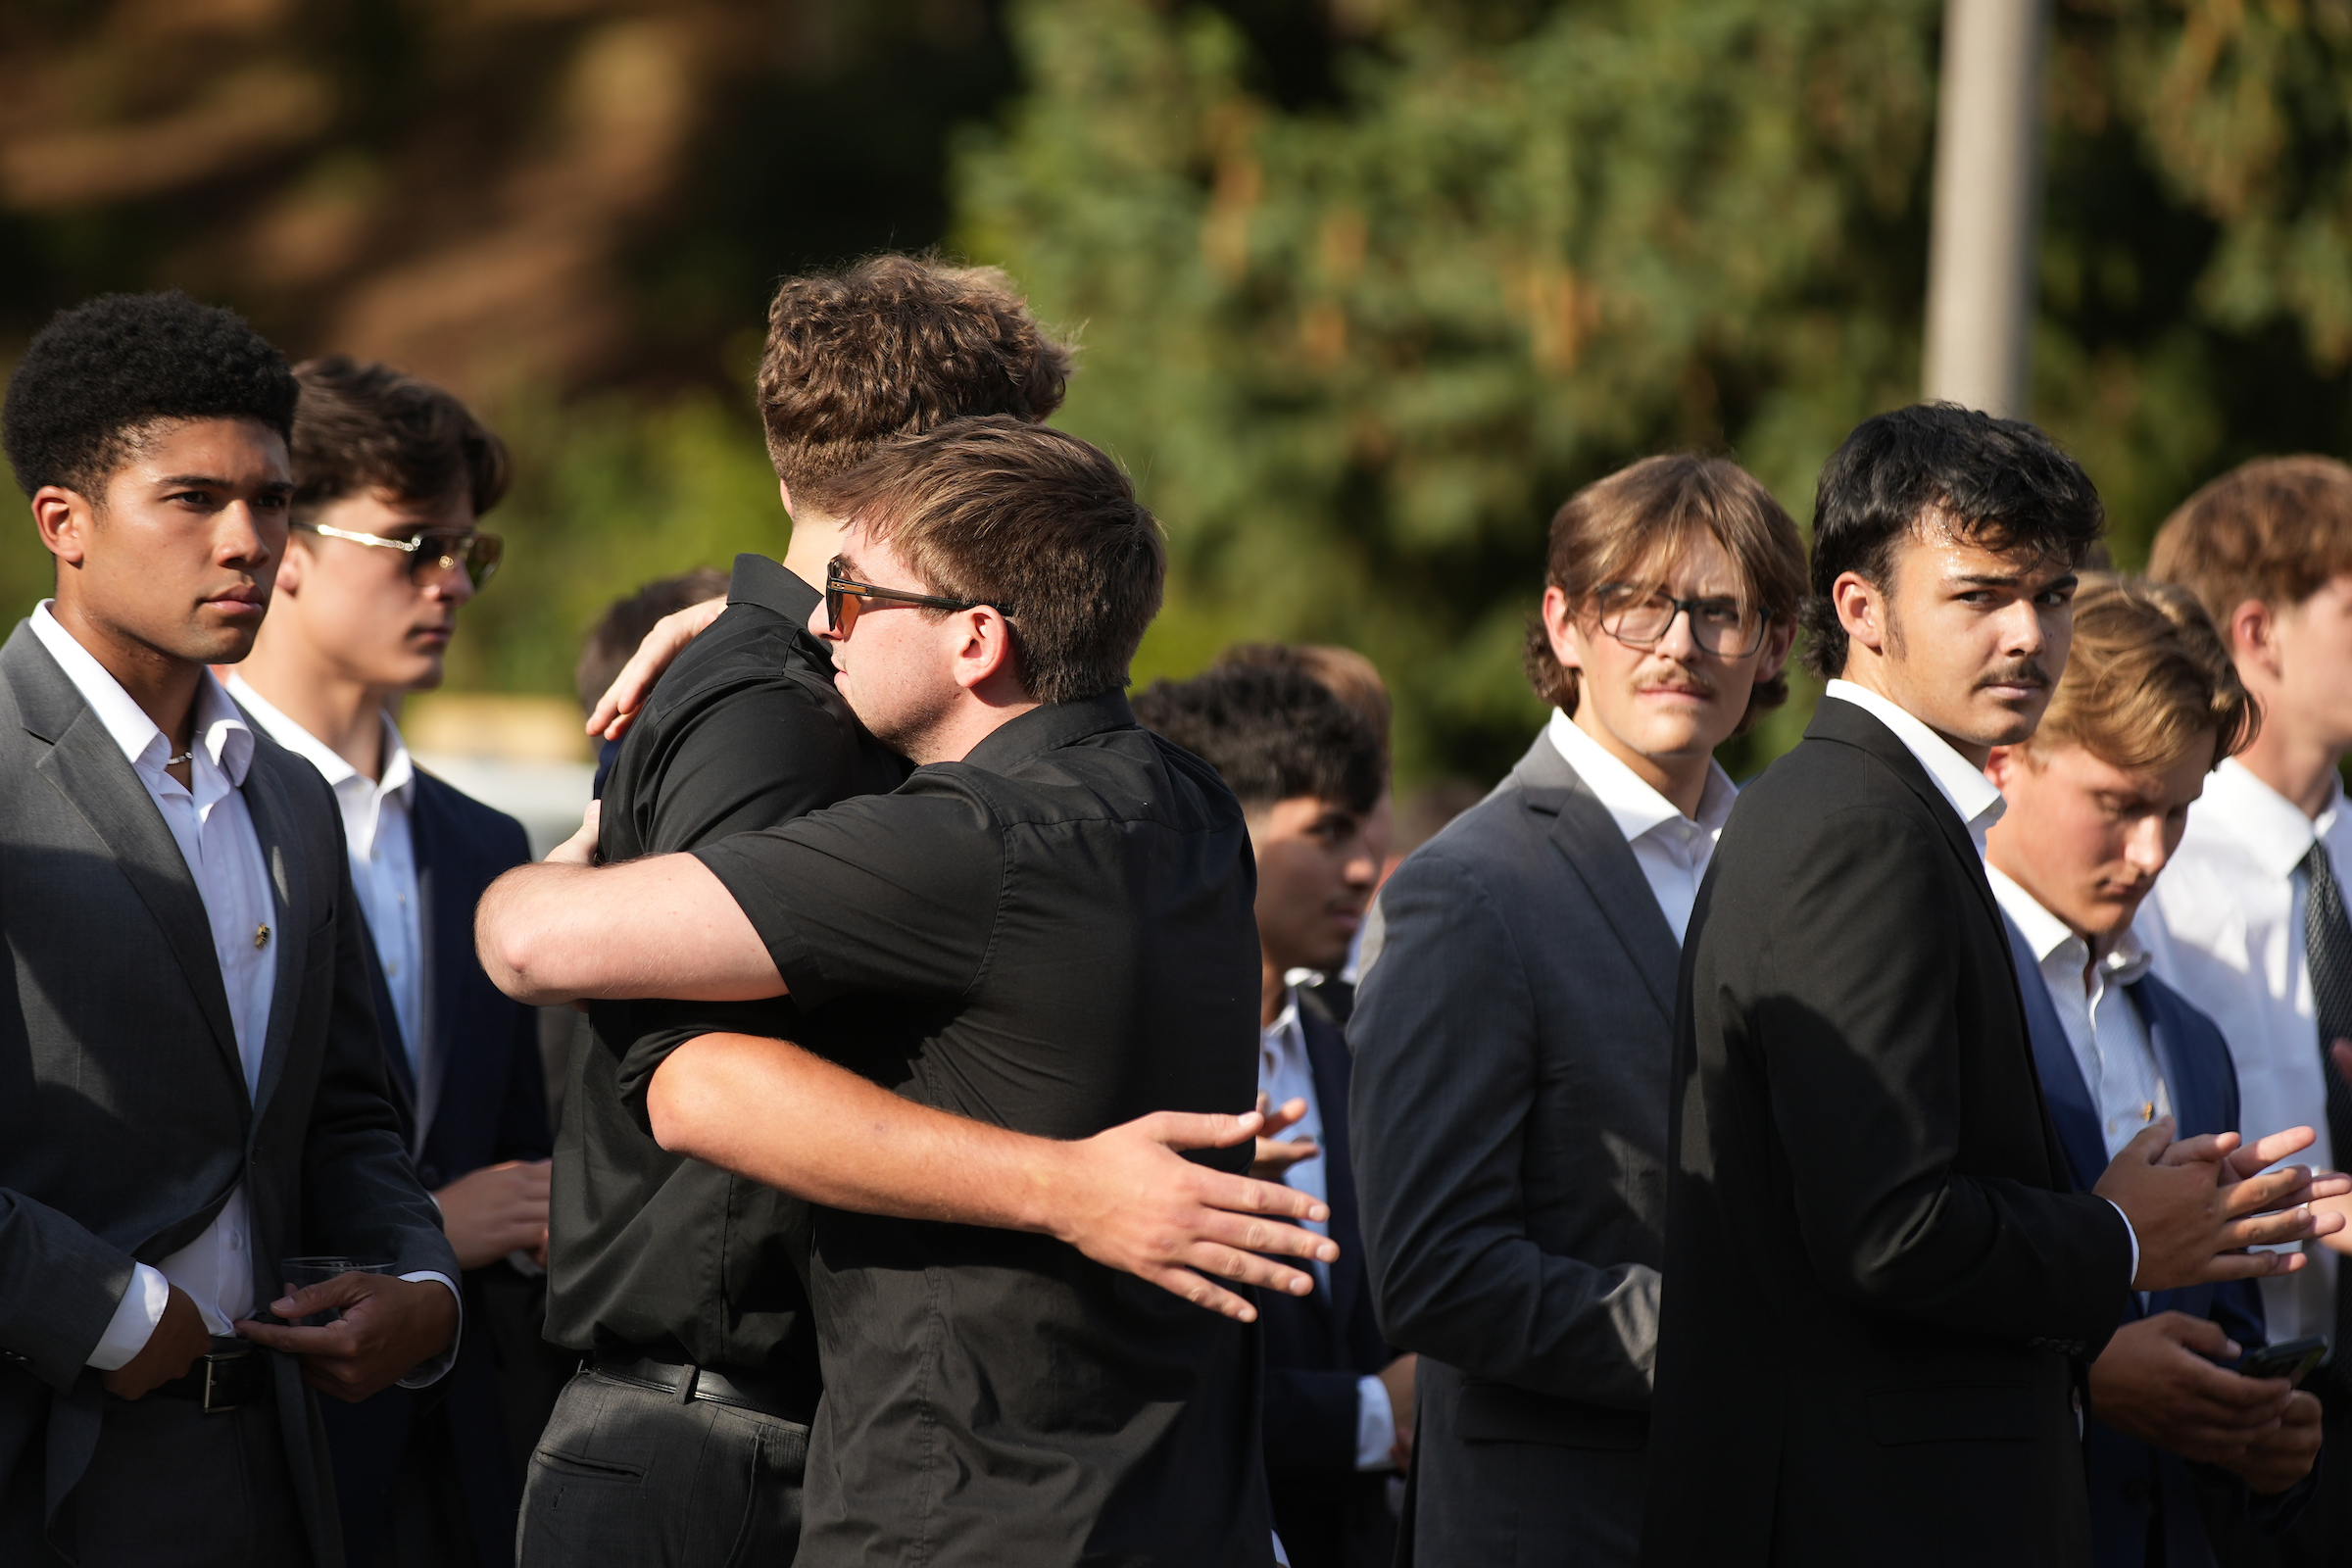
{"left": 647, "top": 1032, "right": 1073, "bottom": 1232}
{"left": 475, "top": 857, "right": 780, "bottom": 1005}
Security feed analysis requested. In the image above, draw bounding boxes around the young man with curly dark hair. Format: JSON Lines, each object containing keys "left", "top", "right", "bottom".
{"left": 0, "top": 292, "right": 458, "bottom": 1567}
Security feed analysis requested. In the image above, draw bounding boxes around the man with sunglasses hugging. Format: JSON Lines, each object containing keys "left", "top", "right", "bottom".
{"left": 226, "top": 355, "right": 559, "bottom": 1566}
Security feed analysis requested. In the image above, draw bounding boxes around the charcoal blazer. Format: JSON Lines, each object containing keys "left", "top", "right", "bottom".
{"left": 1349, "top": 728, "right": 1676, "bottom": 1567}
{"left": 318, "top": 770, "right": 552, "bottom": 1568}
{"left": 0, "top": 623, "right": 454, "bottom": 1567}
{"left": 1641, "top": 695, "right": 2133, "bottom": 1568}
{"left": 1258, "top": 1001, "right": 1395, "bottom": 1568}
{"left": 2006, "top": 921, "right": 2306, "bottom": 1568}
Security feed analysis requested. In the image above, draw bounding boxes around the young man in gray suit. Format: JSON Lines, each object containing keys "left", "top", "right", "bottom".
{"left": 0, "top": 293, "right": 460, "bottom": 1567}
{"left": 1348, "top": 454, "right": 1804, "bottom": 1566}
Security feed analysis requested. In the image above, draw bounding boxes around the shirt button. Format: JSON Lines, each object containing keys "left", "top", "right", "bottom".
{"left": 228, "top": 1232, "right": 243, "bottom": 1251}
{"left": 386, "top": 960, "right": 399, "bottom": 976}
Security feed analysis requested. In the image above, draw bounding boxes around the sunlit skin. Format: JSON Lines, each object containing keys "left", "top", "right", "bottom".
{"left": 1984, "top": 734, "right": 2327, "bottom": 1491}
{"left": 2225, "top": 573, "right": 2352, "bottom": 818}
{"left": 238, "top": 486, "right": 476, "bottom": 779}
{"left": 1833, "top": 525, "right": 2079, "bottom": 765}
{"left": 1544, "top": 529, "right": 1795, "bottom": 818}
{"left": 31, "top": 416, "right": 291, "bottom": 768}
{"left": 1250, "top": 797, "right": 1379, "bottom": 1030}
{"left": 811, "top": 526, "right": 1032, "bottom": 763}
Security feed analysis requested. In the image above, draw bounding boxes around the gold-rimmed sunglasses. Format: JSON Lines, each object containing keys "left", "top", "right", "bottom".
{"left": 824, "top": 557, "right": 1012, "bottom": 637}
{"left": 295, "top": 521, "right": 503, "bottom": 591}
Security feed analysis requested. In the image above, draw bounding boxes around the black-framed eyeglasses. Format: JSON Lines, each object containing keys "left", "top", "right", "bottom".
{"left": 1594, "top": 582, "right": 1766, "bottom": 658}
{"left": 296, "top": 521, "right": 503, "bottom": 591}
{"left": 824, "top": 557, "right": 1012, "bottom": 637}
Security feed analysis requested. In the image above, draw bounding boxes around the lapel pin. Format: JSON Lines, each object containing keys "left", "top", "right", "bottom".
{"left": 255, "top": 922, "right": 270, "bottom": 951}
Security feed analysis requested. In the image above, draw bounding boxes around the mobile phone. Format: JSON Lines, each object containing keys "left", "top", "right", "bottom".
{"left": 2240, "top": 1334, "right": 2328, "bottom": 1386}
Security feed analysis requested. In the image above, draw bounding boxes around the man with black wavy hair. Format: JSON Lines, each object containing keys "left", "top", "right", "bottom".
{"left": 0, "top": 292, "right": 458, "bottom": 1568}
{"left": 1642, "top": 403, "right": 2348, "bottom": 1567}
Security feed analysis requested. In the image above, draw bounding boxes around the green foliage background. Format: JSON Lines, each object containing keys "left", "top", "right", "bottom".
{"left": 13, "top": 0, "right": 2352, "bottom": 788}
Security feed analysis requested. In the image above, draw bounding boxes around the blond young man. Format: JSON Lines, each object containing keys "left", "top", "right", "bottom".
{"left": 1984, "top": 576, "right": 2321, "bottom": 1568}
{"left": 2147, "top": 458, "right": 2352, "bottom": 1566}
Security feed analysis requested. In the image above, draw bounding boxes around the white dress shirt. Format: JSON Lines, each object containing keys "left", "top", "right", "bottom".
{"left": 2144, "top": 757, "right": 2352, "bottom": 1339}
{"left": 31, "top": 608, "right": 457, "bottom": 1374}
{"left": 1820, "top": 678, "right": 2139, "bottom": 1277}
{"left": 227, "top": 677, "right": 431, "bottom": 1137}
{"left": 1260, "top": 992, "right": 1396, "bottom": 1470}
{"left": 1544, "top": 709, "right": 1737, "bottom": 944}
{"left": 1988, "top": 868, "right": 2169, "bottom": 1160}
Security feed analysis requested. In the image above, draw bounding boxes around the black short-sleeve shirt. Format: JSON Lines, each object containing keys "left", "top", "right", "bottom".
{"left": 543, "top": 554, "right": 904, "bottom": 1409}
{"left": 691, "top": 691, "right": 1274, "bottom": 1568}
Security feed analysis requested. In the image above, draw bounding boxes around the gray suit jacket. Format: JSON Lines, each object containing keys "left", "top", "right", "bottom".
{"left": 1349, "top": 728, "right": 1675, "bottom": 1567}
{"left": 0, "top": 623, "right": 455, "bottom": 1565}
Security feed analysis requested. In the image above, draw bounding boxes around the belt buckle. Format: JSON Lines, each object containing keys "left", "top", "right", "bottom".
{"left": 198, "top": 1348, "right": 250, "bottom": 1415}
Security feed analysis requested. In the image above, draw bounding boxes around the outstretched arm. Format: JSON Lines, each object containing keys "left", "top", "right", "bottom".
{"left": 476, "top": 843, "right": 780, "bottom": 1006}
{"left": 645, "top": 1030, "right": 1339, "bottom": 1321}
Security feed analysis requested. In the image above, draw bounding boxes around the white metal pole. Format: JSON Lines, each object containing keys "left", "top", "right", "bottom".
{"left": 1922, "top": 0, "right": 2049, "bottom": 418}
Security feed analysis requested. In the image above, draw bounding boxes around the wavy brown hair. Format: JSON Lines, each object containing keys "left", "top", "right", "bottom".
{"left": 2150, "top": 455, "right": 2352, "bottom": 625}
{"left": 2031, "top": 573, "right": 2257, "bottom": 772}
{"left": 758, "top": 254, "right": 1073, "bottom": 493}
{"left": 1523, "top": 453, "right": 1806, "bottom": 732}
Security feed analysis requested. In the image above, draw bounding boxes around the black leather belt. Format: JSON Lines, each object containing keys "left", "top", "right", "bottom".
{"left": 591, "top": 1350, "right": 813, "bottom": 1425}
{"left": 150, "top": 1338, "right": 265, "bottom": 1414}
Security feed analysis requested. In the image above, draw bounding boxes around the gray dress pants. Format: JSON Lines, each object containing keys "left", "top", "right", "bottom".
{"left": 517, "top": 1368, "right": 807, "bottom": 1567}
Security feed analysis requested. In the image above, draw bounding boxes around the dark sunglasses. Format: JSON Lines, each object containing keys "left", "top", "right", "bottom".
{"left": 296, "top": 521, "right": 504, "bottom": 590}
{"left": 824, "top": 557, "right": 1012, "bottom": 637}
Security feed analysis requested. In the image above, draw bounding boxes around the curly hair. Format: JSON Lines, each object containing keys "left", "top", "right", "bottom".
{"left": 758, "top": 254, "right": 1073, "bottom": 493}
{"left": 1803, "top": 404, "right": 2105, "bottom": 679}
{"left": 290, "top": 356, "right": 511, "bottom": 520}
{"left": 3, "top": 291, "right": 297, "bottom": 499}
{"left": 1132, "top": 661, "right": 1386, "bottom": 816}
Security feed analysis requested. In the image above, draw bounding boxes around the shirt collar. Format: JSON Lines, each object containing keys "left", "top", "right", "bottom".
{"left": 729, "top": 552, "right": 821, "bottom": 628}
{"left": 1261, "top": 988, "right": 1303, "bottom": 1054}
{"left": 1985, "top": 862, "right": 2153, "bottom": 985}
{"left": 30, "top": 601, "right": 253, "bottom": 785}
{"left": 959, "top": 690, "right": 1138, "bottom": 774}
{"left": 226, "top": 674, "right": 416, "bottom": 807}
{"left": 1544, "top": 707, "right": 1737, "bottom": 846}
{"left": 1823, "top": 679, "right": 2006, "bottom": 843}
{"left": 2195, "top": 757, "right": 2337, "bottom": 881}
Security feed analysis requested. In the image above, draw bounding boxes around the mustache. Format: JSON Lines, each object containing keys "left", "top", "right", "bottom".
{"left": 1635, "top": 668, "right": 1717, "bottom": 699}
{"left": 1977, "top": 660, "right": 2053, "bottom": 691}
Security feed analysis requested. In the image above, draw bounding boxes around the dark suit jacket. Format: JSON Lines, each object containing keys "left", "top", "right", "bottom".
{"left": 317, "top": 770, "right": 551, "bottom": 1568}
{"left": 1260, "top": 1002, "right": 1394, "bottom": 1568}
{"left": 1351, "top": 730, "right": 1675, "bottom": 1567}
{"left": 0, "top": 624, "right": 455, "bottom": 1568}
{"left": 1642, "top": 696, "right": 2133, "bottom": 1568}
{"left": 2006, "top": 921, "right": 2302, "bottom": 1568}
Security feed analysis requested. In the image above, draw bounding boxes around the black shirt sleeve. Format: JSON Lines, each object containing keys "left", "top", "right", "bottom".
{"left": 693, "top": 776, "right": 1004, "bottom": 1015}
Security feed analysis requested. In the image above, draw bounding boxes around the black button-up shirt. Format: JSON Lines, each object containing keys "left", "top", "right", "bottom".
{"left": 669, "top": 691, "right": 1274, "bottom": 1567}
{"left": 544, "top": 554, "right": 904, "bottom": 1412}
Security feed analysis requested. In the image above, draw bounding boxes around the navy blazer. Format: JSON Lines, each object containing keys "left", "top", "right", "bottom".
{"left": 2005, "top": 916, "right": 2288, "bottom": 1568}
{"left": 1259, "top": 1001, "right": 1396, "bottom": 1568}
{"left": 321, "top": 769, "right": 551, "bottom": 1568}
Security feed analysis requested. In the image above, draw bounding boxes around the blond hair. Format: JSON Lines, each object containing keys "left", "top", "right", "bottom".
{"left": 2033, "top": 574, "right": 2257, "bottom": 771}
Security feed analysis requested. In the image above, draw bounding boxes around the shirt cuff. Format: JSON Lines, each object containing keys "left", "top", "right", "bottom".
{"left": 393, "top": 1271, "right": 463, "bottom": 1389}
{"left": 86, "top": 1262, "right": 171, "bottom": 1371}
{"left": 1354, "top": 1373, "right": 1396, "bottom": 1471}
{"left": 2103, "top": 1199, "right": 2141, "bottom": 1287}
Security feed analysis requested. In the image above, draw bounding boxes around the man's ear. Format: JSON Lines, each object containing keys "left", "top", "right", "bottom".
{"left": 950, "top": 607, "right": 1023, "bottom": 695}
{"left": 1832, "top": 570, "right": 1887, "bottom": 660}
{"left": 778, "top": 477, "right": 794, "bottom": 519}
{"left": 1984, "top": 742, "right": 2030, "bottom": 791}
{"left": 2228, "top": 598, "right": 2281, "bottom": 682}
{"left": 32, "top": 484, "right": 93, "bottom": 568}
{"left": 1543, "top": 585, "right": 1585, "bottom": 672}
{"left": 274, "top": 533, "right": 310, "bottom": 596}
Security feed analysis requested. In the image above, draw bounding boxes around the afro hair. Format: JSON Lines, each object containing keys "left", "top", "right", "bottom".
{"left": 3, "top": 291, "right": 298, "bottom": 500}
{"left": 1132, "top": 661, "right": 1386, "bottom": 815}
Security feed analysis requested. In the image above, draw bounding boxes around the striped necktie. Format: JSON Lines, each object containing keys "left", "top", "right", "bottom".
{"left": 2300, "top": 841, "right": 2352, "bottom": 1393}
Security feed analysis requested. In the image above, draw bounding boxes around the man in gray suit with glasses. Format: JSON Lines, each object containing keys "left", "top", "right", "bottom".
{"left": 1349, "top": 453, "right": 1804, "bottom": 1566}
{"left": 0, "top": 292, "right": 459, "bottom": 1567}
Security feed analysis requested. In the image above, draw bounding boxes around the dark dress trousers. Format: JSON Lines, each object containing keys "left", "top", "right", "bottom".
{"left": 1350, "top": 730, "right": 1674, "bottom": 1567}
{"left": 521, "top": 554, "right": 903, "bottom": 1567}
{"left": 1260, "top": 1000, "right": 1396, "bottom": 1568}
{"left": 2005, "top": 920, "right": 2312, "bottom": 1568}
{"left": 0, "top": 624, "right": 457, "bottom": 1568}
{"left": 1641, "top": 696, "right": 2134, "bottom": 1568}
{"left": 672, "top": 692, "right": 1275, "bottom": 1568}
{"left": 316, "top": 771, "right": 554, "bottom": 1568}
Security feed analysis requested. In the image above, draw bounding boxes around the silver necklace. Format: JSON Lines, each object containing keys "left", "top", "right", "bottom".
{"left": 166, "top": 749, "right": 194, "bottom": 766}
